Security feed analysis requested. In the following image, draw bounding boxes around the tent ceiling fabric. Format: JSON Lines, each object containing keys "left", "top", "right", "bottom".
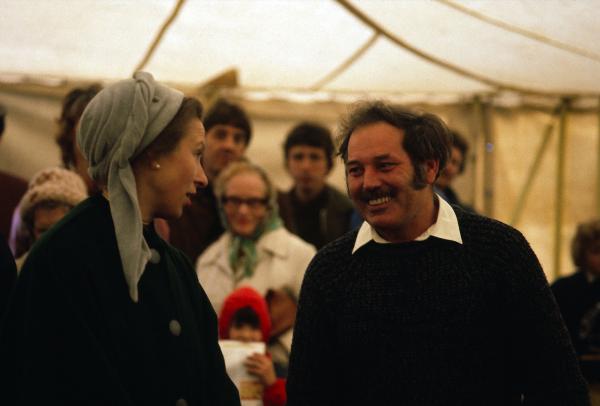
{"left": 2, "top": 0, "right": 600, "bottom": 101}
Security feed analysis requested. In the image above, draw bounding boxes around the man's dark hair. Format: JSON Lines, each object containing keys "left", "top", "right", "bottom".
{"left": 56, "top": 84, "right": 102, "bottom": 168}
{"left": 337, "top": 101, "right": 451, "bottom": 188}
{"left": 203, "top": 99, "right": 252, "bottom": 145}
{"left": 449, "top": 129, "right": 469, "bottom": 174}
{"left": 230, "top": 305, "right": 261, "bottom": 330}
{"left": 284, "top": 122, "right": 334, "bottom": 170}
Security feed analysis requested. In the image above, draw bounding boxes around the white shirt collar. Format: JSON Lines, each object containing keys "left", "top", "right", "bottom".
{"left": 352, "top": 194, "right": 463, "bottom": 254}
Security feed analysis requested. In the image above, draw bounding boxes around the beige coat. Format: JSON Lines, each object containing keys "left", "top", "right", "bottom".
{"left": 196, "top": 226, "right": 316, "bottom": 315}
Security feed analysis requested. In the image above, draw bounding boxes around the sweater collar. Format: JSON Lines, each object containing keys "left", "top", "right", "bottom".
{"left": 352, "top": 194, "right": 463, "bottom": 254}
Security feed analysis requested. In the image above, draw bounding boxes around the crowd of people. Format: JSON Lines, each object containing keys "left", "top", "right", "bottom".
{"left": 0, "top": 72, "right": 596, "bottom": 405}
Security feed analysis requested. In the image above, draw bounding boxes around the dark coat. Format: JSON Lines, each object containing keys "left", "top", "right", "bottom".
{"left": 0, "top": 170, "right": 27, "bottom": 244}
{"left": 168, "top": 184, "right": 224, "bottom": 264}
{"left": 278, "top": 184, "right": 355, "bottom": 250}
{"left": 0, "top": 232, "right": 17, "bottom": 318}
{"left": 0, "top": 195, "right": 240, "bottom": 406}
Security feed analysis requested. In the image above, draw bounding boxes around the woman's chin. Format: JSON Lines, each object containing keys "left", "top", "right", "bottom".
{"left": 155, "top": 207, "right": 183, "bottom": 221}
{"left": 232, "top": 228, "right": 254, "bottom": 238}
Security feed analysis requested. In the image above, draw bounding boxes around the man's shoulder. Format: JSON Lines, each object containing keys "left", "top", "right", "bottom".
{"left": 312, "top": 229, "right": 357, "bottom": 262}
{"left": 552, "top": 271, "right": 588, "bottom": 291}
{"left": 454, "top": 207, "right": 525, "bottom": 245}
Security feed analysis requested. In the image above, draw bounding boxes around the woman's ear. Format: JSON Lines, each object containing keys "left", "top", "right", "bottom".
{"left": 131, "top": 151, "right": 155, "bottom": 177}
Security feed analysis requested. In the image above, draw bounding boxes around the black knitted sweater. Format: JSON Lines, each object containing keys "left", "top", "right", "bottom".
{"left": 287, "top": 208, "right": 589, "bottom": 406}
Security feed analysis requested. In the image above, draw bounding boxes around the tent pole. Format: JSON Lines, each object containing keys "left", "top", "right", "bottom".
{"left": 472, "top": 96, "right": 494, "bottom": 216}
{"left": 553, "top": 99, "right": 569, "bottom": 280}
{"left": 480, "top": 99, "right": 494, "bottom": 217}
{"left": 510, "top": 104, "right": 562, "bottom": 227}
{"left": 597, "top": 96, "right": 600, "bottom": 217}
{"left": 134, "top": 0, "right": 186, "bottom": 73}
{"left": 471, "top": 96, "right": 485, "bottom": 212}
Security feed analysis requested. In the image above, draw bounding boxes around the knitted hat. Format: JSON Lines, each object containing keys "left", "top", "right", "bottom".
{"left": 19, "top": 167, "right": 88, "bottom": 221}
{"left": 218, "top": 287, "right": 272, "bottom": 343}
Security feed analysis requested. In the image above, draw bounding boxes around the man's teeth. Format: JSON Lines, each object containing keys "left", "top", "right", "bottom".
{"left": 368, "top": 196, "right": 391, "bottom": 206}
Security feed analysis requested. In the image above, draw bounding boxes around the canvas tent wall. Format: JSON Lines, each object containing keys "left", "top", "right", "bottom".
{"left": 1, "top": 0, "right": 600, "bottom": 279}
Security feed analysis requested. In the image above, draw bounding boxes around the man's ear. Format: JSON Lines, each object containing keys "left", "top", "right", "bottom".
{"left": 424, "top": 159, "right": 440, "bottom": 184}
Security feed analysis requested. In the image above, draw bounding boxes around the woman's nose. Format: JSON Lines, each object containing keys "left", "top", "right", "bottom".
{"left": 195, "top": 161, "right": 208, "bottom": 188}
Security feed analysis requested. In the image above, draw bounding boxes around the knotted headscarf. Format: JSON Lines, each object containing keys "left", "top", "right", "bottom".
{"left": 226, "top": 209, "right": 282, "bottom": 282}
{"left": 77, "top": 71, "right": 183, "bottom": 302}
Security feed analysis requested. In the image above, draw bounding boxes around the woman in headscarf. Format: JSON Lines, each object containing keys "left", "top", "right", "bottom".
{"left": 196, "top": 160, "right": 315, "bottom": 375}
{"left": 0, "top": 72, "right": 240, "bottom": 406}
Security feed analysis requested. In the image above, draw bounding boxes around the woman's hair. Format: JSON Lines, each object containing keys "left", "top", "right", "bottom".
{"left": 571, "top": 219, "right": 600, "bottom": 269}
{"left": 138, "top": 97, "right": 203, "bottom": 160}
{"left": 55, "top": 84, "right": 102, "bottom": 168}
{"left": 214, "top": 160, "right": 277, "bottom": 211}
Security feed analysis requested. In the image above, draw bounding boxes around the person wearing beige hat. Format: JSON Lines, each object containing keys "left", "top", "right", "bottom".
{"left": 0, "top": 72, "right": 240, "bottom": 406}
{"left": 14, "top": 166, "right": 88, "bottom": 270}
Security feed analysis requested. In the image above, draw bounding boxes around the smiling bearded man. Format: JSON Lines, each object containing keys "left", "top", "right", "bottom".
{"left": 286, "top": 101, "right": 589, "bottom": 406}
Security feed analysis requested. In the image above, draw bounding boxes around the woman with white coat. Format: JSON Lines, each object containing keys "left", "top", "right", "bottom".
{"left": 197, "top": 160, "right": 316, "bottom": 373}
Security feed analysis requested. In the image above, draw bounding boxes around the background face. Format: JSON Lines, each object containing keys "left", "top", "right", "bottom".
{"left": 203, "top": 124, "right": 247, "bottom": 180}
{"left": 436, "top": 146, "right": 463, "bottom": 189}
{"left": 33, "top": 205, "right": 69, "bottom": 241}
{"left": 228, "top": 325, "right": 262, "bottom": 343}
{"left": 145, "top": 118, "right": 207, "bottom": 220}
{"left": 286, "top": 145, "right": 329, "bottom": 195}
{"left": 223, "top": 171, "right": 269, "bottom": 237}
{"left": 346, "top": 122, "right": 435, "bottom": 241}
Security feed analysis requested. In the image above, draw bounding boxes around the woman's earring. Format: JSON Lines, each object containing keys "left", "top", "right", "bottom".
{"left": 153, "top": 162, "right": 161, "bottom": 169}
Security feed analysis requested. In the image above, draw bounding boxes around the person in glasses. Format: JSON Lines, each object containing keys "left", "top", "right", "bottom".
{"left": 197, "top": 160, "right": 315, "bottom": 374}
{"left": 197, "top": 159, "right": 315, "bottom": 314}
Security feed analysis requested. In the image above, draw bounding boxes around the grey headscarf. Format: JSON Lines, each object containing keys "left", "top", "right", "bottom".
{"left": 77, "top": 71, "right": 183, "bottom": 302}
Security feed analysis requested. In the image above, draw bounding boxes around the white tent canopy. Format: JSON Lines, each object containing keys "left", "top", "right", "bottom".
{"left": 1, "top": 0, "right": 600, "bottom": 280}
{"left": 3, "top": 0, "right": 600, "bottom": 100}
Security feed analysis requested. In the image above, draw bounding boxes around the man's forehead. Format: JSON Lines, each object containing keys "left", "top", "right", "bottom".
{"left": 207, "top": 123, "right": 246, "bottom": 134}
{"left": 289, "top": 144, "right": 326, "bottom": 154}
{"left": 348, "top": 123, "right": 405, "bottom": 155}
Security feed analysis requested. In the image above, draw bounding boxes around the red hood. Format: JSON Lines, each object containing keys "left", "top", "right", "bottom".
{"left": 218, "top": 286, "right": 271, "bottom": 343}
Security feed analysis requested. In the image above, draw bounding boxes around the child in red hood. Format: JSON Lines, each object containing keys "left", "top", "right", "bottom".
{"left": 219, "top": 286, "right": 287, "bottom": 406}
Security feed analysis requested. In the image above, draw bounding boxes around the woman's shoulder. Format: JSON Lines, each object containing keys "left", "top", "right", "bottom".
{"left": 31, "top": 196, "right": 110, "bottom": 253}
{"left": 21, "top": 196, "right": 118, "bottom": 278}
{"left": 196, "top": 232, "right": 231, "bottom": 267}
{"left": 261, "top": 227, "right": 316, "bottom": 256}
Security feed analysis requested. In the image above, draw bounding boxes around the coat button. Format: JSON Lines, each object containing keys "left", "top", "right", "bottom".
{"left": 169, "top": 319, "right": 182, "bottom": 336}
{"left": 149, "top": 249, "right": 161, "bottom": 264}
{"left": 175, "top": 399, "right": 188, "bottom": 406}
